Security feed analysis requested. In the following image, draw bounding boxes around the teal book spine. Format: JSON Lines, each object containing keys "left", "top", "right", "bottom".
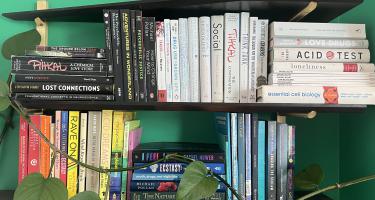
{"left": 258, "top": 121, "right": 266, "bottom": 200}
{"left": 231, "top": 113, "right": 238, "bottom": 199}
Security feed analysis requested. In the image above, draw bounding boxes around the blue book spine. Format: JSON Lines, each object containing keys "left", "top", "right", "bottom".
{"left": 237, "top": 113, "right": 245, "bottom": 199}
{"left": 245, "top": 114, "right": 252, "bottom": 200}
{"left": 258, "top": 121, "right": 266, "bottom": 200}
{"left": 132, "top": 173, "right": 182, "bottom": 181}
{"left": 231, "top": 113, "right": 238, "bottom": 199}
{"left": 60, "top": 111, "right": 68, "bottom": 183}
{"left": 133, "top": 163, "right": 225, "bottom": 175}
{"left": 130, "top": 180, "right": 227, "bottom": 192}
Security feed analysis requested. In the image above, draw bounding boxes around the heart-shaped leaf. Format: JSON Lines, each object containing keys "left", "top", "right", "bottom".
{"left": 295, "top": 164, "right": 324, "bottom": 191}
{"left": 2, "top": 29, "right": 41, "bottom": 59}
{"left": 14, "top": 173, "right": 68, "bottom": 200}
{"left": 177, "top": 161, "right": 219, "bottom": 200}
{"left": 0, "top": 81, "right": 10, "bottom": 111}
{"left": 70, "top": 191, "right": 100, "bottom": 200}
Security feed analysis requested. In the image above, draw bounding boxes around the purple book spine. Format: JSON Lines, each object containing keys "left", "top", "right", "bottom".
{"left": 127, "top": 128, "right": 143, "bottom": 200}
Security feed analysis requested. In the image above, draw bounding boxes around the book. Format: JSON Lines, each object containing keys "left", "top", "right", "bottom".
{"left": 244, "top": 114, "right": 252, "bottom": 200}
{"left": 164, "top": 19, "right": 173, "bottom": 102}
{"left": 136, "top": 11, "right": 146, "bottom": 102}
{"left": 133, "top": 142, "right": 224, "bottom": 153}
{"left": 131, "top": 173, "right": 184, "bottom": 181}
{"left": 257, "top": 19, "right": 269, "bottom": 86}
{"left": 14, "top": 74, "right": 113, "bottom": 84}
{"left": 12, "top": 93, "right": 115, "bottom": 101}
{"left": 130, "top": 180, "right": 226, "bottom": 192}
{"left": 133, "top": 152, "right": 225, "bottom": 163}
{"left": 230, "top": 113, "right": 239, "bottom": 199}
{"left": 40, "top": 115, "right": 51, "bottom": 178}
{"left": 67, "top": 111, "right": 80, "bottom": 198}
{"left": 251, "top": 114, "right": 259, "bottom": 200}
{"left": 54, "top": 111, "right": 61, "bottom": 179}
{"left": 199, "top": 16, "right": 211, "bottom": 102}
{"left": 18, "top": 117, "right": 28, "bottom": 183}
{"left": 50, "top": 123, "right": 55, "bottom": 178}
{"left": 270, "top": 38, "right": 369, "bottom": 49}
{"left": 239, "top": 12, "right": 249, "bottom": 103}
{"left": 257, "top": 85, "right": 375, "bottom": 105}
{"left": 99, "top": 110, "right": 113, "bottom": 200}
{"left": 179, "top": 18, "right": 190, "bottom": 102}
{"left": 144, "top": 17, "right": 157, "bottom": 102}
{"left": 188, "top": 17, "right": 200, "bottom": 102}
{"left": 78, "top": 113, "right": 88, "bottom": 193}
{"left": 156, "top": 21, "right": 167, "bottom": 102}
{"left": 248, "top": 17, "right": 258, "bottom": 103}
{"left": 258, "top": 121, "right": 266, "bottom": 200}
{"left": 270, "top": 62, "right": 375, "bottom": 73}
{"left": 170, "top": 19, "right": 181, "bottom": 102}
{"left": 28, "top": 115, "right": 40, "bottom": 174}
{"left": 266, "top": 121, "right": 277, "bottom": 200}
{"left": 110, "top": 10, "right": 124, "bottom": 102}
{"left": 224, "top": 13, "right": 240, "bottom": 103}
{"left": 270, "top": 48, "right": 370, "bottom": 63}
{"left": 276, "top": 123, "right": 288, "bottom": 200}
{"left": 133, "top": 162, "right": 225, "bottom": 175}
{"left": 269, "top": 22, "right": 366, "bottom": 39}
{"left": 33, "top": 46, "right": 106, "bottom": 58}
{"left": 131, "top": 10, "right": 140, "bottom": 102}
{"left": 60, "top": 111, "right": 69, "bottom": 186}
{"left": 130, "top": 192, "right": 226, "bottom": 200}
{"left": 103, "top": 9, "right": 114, "bottom": 76}
{"left": 287, "top": 126, "right": 296, "bottom": 200}
{"left": 126, "top": 127, "right": 143, "bottom": 200}
{"left": 11, "top": 82, "right": 114, "bottom": 94}
{"left": 211, "top": 15, "right": 224, "bottom": 103}
{"left": 237, "top": 113, "right": 246, "bottom": 200}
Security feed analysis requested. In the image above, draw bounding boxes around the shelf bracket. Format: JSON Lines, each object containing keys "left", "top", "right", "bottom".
{"left": 35, "top": 0, "right": 48, "bottom": 46}
{"left": 289, "top": 1, "right": 318, "bottom": 22}
{"left": 277, "top": 111, "right": 317, "bottom": 123}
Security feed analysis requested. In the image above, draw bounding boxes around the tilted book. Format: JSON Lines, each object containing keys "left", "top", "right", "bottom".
{"left": 270, "top": 38, "right": 369, "bottom": 49}
{"left": 126, "top": 128, "right": 143, "bottom": 200}
{"left": 78, "top": 113, "right": 88, "bottom": 193}
{"left": 211, "top": 15, "right": 224, "bottom": 103}
{"left": 67, "top": 111, "right": 80, "bottom": 198}
{"left": 50, "top": 123, "right": 55, "bottom": 178}
{"left": 99, "top": 110, "right": 113, "bottom": 200}
{"left": 188, "top": 17, "right": 200, "bottom": 102}
{"left": 156, "top": 21, "right": 167, "bottom": 102}
{"left": 28, "top": 115, "right": 40, "bottom": 175}
{"left": 270, "top": 62, "right": 375, "bottom": 73}
{"left": 179, "top": 18, "right": 190, "bottom": 102}
{"left": 248, "top": 17, "right": 258, "bottom": 103}
{"left": 18, "top": 117, "right": 28, "bottom": 183}
{"left": 164, "top": 19, "right": 173, "bottom": 102}
{"left": 239, "top": 13, "right": 249, "bottom": 103}
{"left": 199, "top": 16, "right": 212, "bottom": 102}
{"left": 60, "top": 111, "right": 69, "bottom": 186}
{"left": 170, "top": 19, "right": 181, "bottom": 102}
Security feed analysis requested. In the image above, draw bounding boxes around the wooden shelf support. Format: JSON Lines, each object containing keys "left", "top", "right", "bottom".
{"left": 289, "top": 1, "right": 318, "bottom": 22}
{"left": 277, "top": 111, "right": 317, "bottom": 123}
{"left": 35, "top": 0, "right": 48, "bottom": 46}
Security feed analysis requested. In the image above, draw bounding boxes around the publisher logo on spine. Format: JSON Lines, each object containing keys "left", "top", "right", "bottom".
{"left": 323, "top": 86, "right": 339, "bottom": 104}
{"left": 326, "top": 51, "right": 335, "bottom": 60}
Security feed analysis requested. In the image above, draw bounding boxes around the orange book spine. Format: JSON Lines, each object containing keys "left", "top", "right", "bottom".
{"left": 40, "top": 115, "right": 51, "bottom": 178}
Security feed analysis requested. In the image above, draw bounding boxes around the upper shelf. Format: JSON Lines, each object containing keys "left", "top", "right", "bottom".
{"left": 2, "top": 0, "right": 363, "bottom": 23}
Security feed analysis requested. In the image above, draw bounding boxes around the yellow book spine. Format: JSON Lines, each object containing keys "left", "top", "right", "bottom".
{"left": 99, "top": 110, "right": 113, "bottom": 200}
{"left": 67, "top": 111, "right": 80, "bottom": 198}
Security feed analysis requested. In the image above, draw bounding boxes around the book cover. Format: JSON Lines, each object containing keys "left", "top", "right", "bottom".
{"left": 131, "top": 10, "right": 140, "bottom": 102}
{"left": 11, "top": 82, "right": 113, "bottom": 94}
{"left": 248, "top": 17, "right": 258, "bottom": 103}
{"left": 277, "top": 123, "right": 288, "bottom": 200}
{"left": 179, "top": 18, "right": 190, "bottom": 102}
{"left": 188, "top": 17, "right": 200, "bottom": 102}
{"left": 270, "top": 62, "right": 375, "bottom": 73}
{"left": 130, "top": 192, "right": 226, "bottom": 200}
{"left": 60, "top": 111, "right": 68, "bottom": 186}
{"left": 251, "top": 114, "right": 259, "bottom": 200}
{"left": 231, "top": 113, "right": 239, "bottom": 199}
{"left": 245, "top": 114, "right": 252, "bottom": 200}
{"left": 54, "top": 111, "right": 61, "bottom": 179}
{"left": 67, "top": 111, "right": 80, "bottom": 198}
{"left": 14, "top": 74, "right": 113, "bottom": 84}
{"left": 18, "top": 117, "right": 28, "bottom": 183}
{"left": 258, "top": 19, "right": 269, "bottom": 87}
{"left": 199, "top": 16, "right": 212, "bottom": 102}
{"left": 270, "top": 38, "right": 369, "bottom": 49}
{"left": 78, "top": 113, "right": 88, "bottom": 193}
{"left": 211, "top": 15, "right": 224, "bottom": 103}
{"left": 126, "top": 128, "right": 143, "bottom": 200}
{"left": 40, "top": 115, "right": 51, "bottom": 178}
{"left": 156, "top": 21, "right": 167, "bottom": 102}
{"left": 99, "top": 110, "right": 113, "bottom": 200}
{"left": 136, "top": 11, "right": 146, "bottom": 102}
{"left": 266, "top": 121, "right": 277, "bottom": 200}
{"left": 287, "top": 126, "right": 296, "bottom": 200}
{"left": 50, "top": 122, "right": 55, "bottom": 178}
{"left": 28, "top": 115, "right": 40, "bottom": 174}
{"left": 239, "top": 12, "right": 249, "bottom": 103}
{"left": 170, "top": 19, "right": 181, "bottom": 102}
{"left": 164, "top": 19, "right": 173, "bottom": 102}
{"left": 258, "top": 121, "right": 266, "bottom": 200}
{"left": 237, "top": 113, "right": 246, "bottom": 199}
{"left": 144, "top": 17, "right": 157, "bottom": 102}
{"left": 110, "top": 10, "right": 124, "bottom": 102}
{"left": 103, "top": 9, "right": 114, "bottom": 76}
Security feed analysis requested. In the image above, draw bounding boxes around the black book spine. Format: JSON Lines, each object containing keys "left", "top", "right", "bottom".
{"left": 131, "top": 10, "right": 140, "bottom": 102}
{"left": 11, "top": 82, "right": 113, "bottom": 94}
{"left": 13, "top": 93, "right": 114, "bottom": 101}
{"left": 287, "top": 126, "right": 295, "bottom": 200}
{"left": 251, "top": 114, "right": 259, "bottom": 200}
{"left": 120, "top": 9, "right": 134, "bottom": 102}
{"left": 143, "top": 17, "right": 157, "bottom": 102}
{"left": 103, "top": 9, "right": 114, "bottom": 76}
{"left": 33, "top": 46, "right": 106, "bottom": 58}
{"left": 14, "top": 74, "right": 113, "bottom": 84}
{"left": 110, "top": 10, "right": 124, "bottom": 102}
{"left": 136, "top": 11, "right": 146, "bottom": 102}
{"left": 132, "top": 151, "right": 225, "bottom": 163}
{"left": 267, "top": 121, "right": 277, "bottom": 200}
{"left": 277, "top": 123, "right": 288, "bottom": 200}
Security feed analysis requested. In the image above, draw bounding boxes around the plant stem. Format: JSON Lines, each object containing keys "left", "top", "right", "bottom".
{"left": 212, "top": 172, "right": 243, "bottom": 200}
{"left": 0, "top": 108, "right": 14, "bottom": 145}
{"left": 48, "top": 152, "right": 56, "bottom": 178}
{"left": 298, "top": 174, "right": 375, "bottom": 200}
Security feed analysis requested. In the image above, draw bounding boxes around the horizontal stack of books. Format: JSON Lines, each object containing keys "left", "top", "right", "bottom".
{"left": 215, "top": 113, "right": 295, "bottom": 200}
{"left": 258, "top": 22, "right": 375, "bottom": 105}
{"left": 18, "top": 110, "right": 142, "bottom": 199}
{"left": 130, "top": 142, "right": 226, "bottom": 200}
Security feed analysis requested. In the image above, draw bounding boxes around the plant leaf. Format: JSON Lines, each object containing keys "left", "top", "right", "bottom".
{"left": 177, "top": 161, "right": 219, "bottom": 200}
{"left": 0, "top": 81, "right": 10, "bottom": 111}
{"left": 2, "top": 29, "right": 41, "bottom": 59}
{"left": 70, "top": 191, "right": 100, "bottom": 200}
{"left": 14, "top": 173, "right": 68, "bottom": 200}
{"left": 295, "top": 164, "right": 324, "bottom": 191}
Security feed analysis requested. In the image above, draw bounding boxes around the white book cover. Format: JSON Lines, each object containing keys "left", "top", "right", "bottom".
{"left": 156, "top": 21, "right": 167, "bottom": 102}
{"left": 258, "top": 19, "right": 269, "bottom": 86}
{"left": 188, "top": 17, "right": 200, "bottom": 102}
{"left": 270, "top": 38, "right": 369, "bottom": 49}
{"left": 164, "top": 19, "right": 173, "bottom": 102}
{"left": 257, "top": 85, "right": 375, "bottom": 105}
{"left": 224, "top": 13, "right": 240, "bottom": 103}
{"left": 199, "top": 16, "right": 212, "bottom": 102}
{"left": 78, "top": 113, "right": 87, "bottom": 193}
{"left": 211, "top": 15, "right": 224, "bottom": 103}
{"left": 269, "top": 22, "right": 366, "bottom": 39}
{"left": 270, "top": 48, "right": 370, "bottom": 63}
{"left": 86, "top": 111, "right": 101, "bottom": 193}
{"left": 239, "top": 12, "right": 249, "bottom": 103}
{"left": 270, "top": 62, "right": 375, "bottom": 73}
{"left": 50, "top": 123, "right": 55, "bottom": 178}
{"left": 170, "top": 19, "right": 181, "bottom": 102}
{"left": 248, "top": 17, "right": 258, "bottom": 103}
{"left": 54, "top": 111, "right": 61, "bottom": 179}
{"left": 179, "top": 18, "right": 190, "bottom": 102}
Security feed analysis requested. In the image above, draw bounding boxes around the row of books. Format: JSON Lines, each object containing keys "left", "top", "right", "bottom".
{"left": 18, "top": 110, "right": 142, "bottom": 199}
{"left": 258, "top": 22, "right": 375, "bottom": 105}
{"left": 215, "top": 113, "right": 295, "bottom": 200}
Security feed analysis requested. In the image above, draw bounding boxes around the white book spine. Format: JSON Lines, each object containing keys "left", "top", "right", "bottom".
{"left": 54, "top": 111, "right": 61, "bottom": 179}
{"left": 50, "top": 123, "right": 55, "bottom": 178}
{"left": 270, "top": 38, "right": 369, "bottom": 49}
{"left": 239, "top": 12, "right": 249, "bottom": 103}
{"left": 248, "top": 17, "right": 258, "bottom": 103}
{"left": 170, "top": 20, "right": 181, "bottom": 102}
{"left": 86, "top": 111, "right": 101, "bottom": 193}
{"left": 270, "top": 48, "right": 370, "bottom": 63}
{"left": 258, "top": 19, "right": 269, "bottom": 86}
{"left": 211, "top": 15, "right": 224, "bottom": 103}
{"left": 164, "top": 19, "right": 173, "bottom": 102}
{"left": 257, "top": 85, "right": 375, "bottom": 105}
{"left": 270, "top": 22, "right": 366, "bottom": 39}
{"left": 271, "top": 62, "right": 375, "bottom": 73}
{"left": 188, "top": 17, "right": 200, "bottom": 102}
{"left": 199, "top": 16, "right": 212, "bottom": 102}
{"left": 156, "top": 21, "right": 167, "bottom": 102}
{"left": 179, "top": 18, "right": 190, "bottom": 102}
{"left": 78, "top": 113, "right": 87, "bottom": 193}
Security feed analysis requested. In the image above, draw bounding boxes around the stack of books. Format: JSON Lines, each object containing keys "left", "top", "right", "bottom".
{"left": 18, "top": 110, "right": 142, "bottom": 199}
{"left": 215, "top": 113, "right": 295, "bottom": 200}
{"left": 130, "top": 142, "right": 226, "bottom": 200}
{"left": 258, "top": 22, "right": 375, "bottom": 105}
{"left": 10, "top": 46, "right": 114, "bottom": 101}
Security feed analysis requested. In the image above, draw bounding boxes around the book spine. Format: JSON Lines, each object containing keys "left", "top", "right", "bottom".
{"left": 226, "top": 113, "right": 232, "bottom": 200}
{"left": 13, "top": 93, "right": 114, "bottom": 101}
{"left": 99, "top": 110, "right": 113, "bottom": 200}
{"left": 144, "top": 17, "right": 157, "bottom": 102}
{"left": 54, "top": 111, "right": 61, "bottom": 179}
{"left": 164, "top": 19, "right": 173, "bottom": 102}
{"left": 287, "top": 126, "right": 296, "bottom": 200}
{"left": 258, "top": 19, "right": 269, "bottom": 86}
{"left": 231, "top": 113, "right": 239, "bottom": 199}
{"left": 18, "top": 117, "right": 28, "bottom": 183}
{"left": 267, "top": 121, "right": 277, "bottom": 200}
{"left": 60, "top": 111, "right": 68, "bottom": 186}
{"left": 136, "top": 11, "right": 146, "bottom": 102}
{"left": 251, "top": 114, "right": 259, "bottom": 200}
{"left": 103, "top": 9, "right": 113, "bottom": 76}
{"left": 276, "top": 123, "right": 288, "bottom": 200}
{"left": 28, "top": 115, "right": 40, "bottom": 174}
{"left": 237, "top": 113, "right": 246, "bottom": 199}
{"left": 40, "top": 115, "right": 51, "bottom": 178}
{"left": 133, "top": 152, "right": 225, "bottom": 163}
{"left": 11, "top": 82, "right": 113, "bottom": 94}
{"left": 199, "top": 16, "right": 212, "bottom": 102}
{"left": 131, "top": 10, "right": 140, "bottom": 102}
{"left": 270, "top": 62, "right": 375, "bottom": 73}
{"left": 156, "top": 21, "right": 167, "bottom": 102}
{"left": 211, "top": 15, "right": 224, "bottom": 103}
{"left": 270, "top": 48, "right": 370, "bottom": 63}
{"left": 121, "top": 9, "right": 134, "bottom": 102}
{"left": 188, "top": 17, "right": 200, "bottom": 102}
{"left": 224, "top": 13, "right": 240, "bottom": 103}
{"left": 67, "top": 111, "right": 80, "bottom": 198}
{"left": 179, "top": 18, "right": 190, "bottom": 102}
{"left": 14, "top": 74, "right": 113, "bottom": 84}
{"left": 270, "top": 38, "right": 369, "bottom": 49}
{"left": 110, "top": 10, "right": 124, "bottom": 102}
{"left": 258, "top": 121, "right": 266, "bottom": 200}
{"left": 170, "top": 20, "right": 181, "bottom": 102}
{"left": 126, "top": 127, "right": 143, "bottom": 200}
{"left": 245, "top": 114, "right": 252, "bottom": 200}
{"left": 239, "top": 12, "right": 249, "bottom": 103}
{"left": 86, "top": 111, "right": 102, "bottom": 193}
{"left": 248, "top": 17, "right": 258, "bottom": 103}
{"left": 50, "top": 122, "right": 55, "bottom": 177}
{"left": 130, "top": 192, "right": 226, "bottom": 200}
{"left": 130, "top": 180, "right": 226, "bottom": 192}
{"left": 78, "top": 113, "right": 88, "bottom": 193}
{"left": 133, "top": 163, "right": 225, "bottom": 175}
{"left": 35, "top": 46, "right": 106, "bottom": 58}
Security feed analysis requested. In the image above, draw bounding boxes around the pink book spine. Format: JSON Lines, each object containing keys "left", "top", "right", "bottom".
{"left": 18, "top": 117, "right": 28, "bottom": 183}
{"left": 126, "top": 128, "right": 143, "bottom": 200}
{"left": 28, "top": 115, "right": 41, "bottom": 174}
{"left": 54, "top": 111, "right": 61, "bottom": 179}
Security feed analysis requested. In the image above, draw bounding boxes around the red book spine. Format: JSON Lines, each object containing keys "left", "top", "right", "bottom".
{"left": 18, "top": 117, "right": 28, "bottom": 183}
{"left": 28, "top": 115, "right": 41, "bottom": 174}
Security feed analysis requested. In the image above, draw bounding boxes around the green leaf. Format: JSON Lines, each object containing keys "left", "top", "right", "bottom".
{"left": 295, "top": 164, "right": 325, "bottom": 191}
{"left": 177, "top": 161, "right": 219, "bottom": 200}
{"left": 0, "top": 81, "right": 10, "bottom": 111}
{"left": 2, "top": 29, "right": 41, "bottom": 59}
{"left": 14, "top": 173, "right": 68, "bottom": 200}
{"left": 70, "top": 191, "right": 100, "bottom": 200}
